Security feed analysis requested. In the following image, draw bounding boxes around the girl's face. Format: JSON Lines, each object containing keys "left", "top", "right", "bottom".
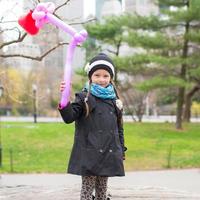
{"left": 91, "top": 69, "right": 111, "bottom": 88}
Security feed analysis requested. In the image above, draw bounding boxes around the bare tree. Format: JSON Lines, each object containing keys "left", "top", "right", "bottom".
{"left": 0, "top": 0, "right": 95, "bottom": 116}
{"left": 0, "top": 0, "right": 94, "bottom": 61}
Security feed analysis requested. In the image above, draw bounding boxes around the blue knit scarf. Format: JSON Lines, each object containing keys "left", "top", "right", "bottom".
{"left": 85, "top": 83, "right": 116, "bottom": 100}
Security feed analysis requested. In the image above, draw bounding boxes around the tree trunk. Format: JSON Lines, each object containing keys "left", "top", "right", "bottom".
{"left": 117, "top": 85, "right": 136, "bottom": 122}
{"left": 125, "top": 92, "right": 137, "bottom": 121}
{"left": 176, "top": 87, "right": 185, "bottom": 129}
{"left": 183, "top": 84, "right": 200, "bottom": 122}
{"left": 183, "top": 93, "right": 192, "bottom": 122}
{"left": 175, "top": 13, "right": 190, "bottom": 129}
{"left": 136, "top": 102, "right": 145, "bottom": 122}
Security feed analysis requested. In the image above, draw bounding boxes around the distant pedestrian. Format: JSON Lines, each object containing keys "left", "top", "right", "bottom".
{"left": 58, "top": 53, "right": 127, "bottom": 200}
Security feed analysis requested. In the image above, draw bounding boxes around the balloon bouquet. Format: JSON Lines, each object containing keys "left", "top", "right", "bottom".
{"left": 18, "top": 2, "right": 88, "bottom": 108}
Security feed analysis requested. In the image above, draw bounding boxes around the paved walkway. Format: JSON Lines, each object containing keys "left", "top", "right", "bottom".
{"left": 1, "top": 169, "right": 200, "bottom": 200}
{"left": 1, "top": 115, "right": 200, "bottom": 123}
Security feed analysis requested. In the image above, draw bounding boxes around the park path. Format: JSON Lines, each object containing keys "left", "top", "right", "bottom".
{"left": 1, "top": 115, "right": 200, "bottom": 123}
{"left": 1, "top": 169, "right": 200, "bottom": 200}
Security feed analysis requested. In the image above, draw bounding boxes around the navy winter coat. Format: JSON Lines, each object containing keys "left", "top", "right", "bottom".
{"left": 59, "top": 91, "right": 125, "bottom": 177}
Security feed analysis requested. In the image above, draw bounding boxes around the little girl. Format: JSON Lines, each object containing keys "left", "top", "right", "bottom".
{"left": 58, "top": 53, "right": 127, "bottom": 200}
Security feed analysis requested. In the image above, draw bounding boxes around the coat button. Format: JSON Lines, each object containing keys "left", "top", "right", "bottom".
{"left": 98, "top": 130, "right": 103, "bottom": 133}
{"left": 109, "top": 149, "right": 113, "bottom": 152}
{"left": 110, "top": 111, "right": 113, "bottom": 114}
{"left": 99, "top": 149, "right": 103, "bottom": 153}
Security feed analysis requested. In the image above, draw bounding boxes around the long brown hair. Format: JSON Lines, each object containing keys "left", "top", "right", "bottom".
{"left": 110, "top": 80, "right": 121, "bottom": 99}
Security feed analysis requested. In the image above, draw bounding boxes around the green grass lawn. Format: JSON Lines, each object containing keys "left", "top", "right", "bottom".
{"left": 0, "top": 122, "right": 200, "bottom": 173}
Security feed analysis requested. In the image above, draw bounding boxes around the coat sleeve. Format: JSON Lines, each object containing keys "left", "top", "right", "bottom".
{"left": 118, "top": 119, "right": 127, "bottom": 158}
{"left": 58, "top": 93, "right": 85, "bottom": 123}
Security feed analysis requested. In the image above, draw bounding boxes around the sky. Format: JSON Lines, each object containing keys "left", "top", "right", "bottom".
{"left": 0, "top": 0, "right": 24, "bottom": 41}
{"left": 0, "top": 0, "right": 96, "bottom": 23}
{"left": 0, "top": 0, "right": 95, "bottom": 41}
{"left": 0, "top": 0, "right": 23, "bottom": 21}
{"left": 83, "top": 0, "right": 95, "bottom": 18}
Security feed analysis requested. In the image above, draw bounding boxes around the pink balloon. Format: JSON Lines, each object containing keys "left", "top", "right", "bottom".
{"left": 32, "top": 2, "right": 54, "bottom": 28}
{"left": 26, "top": 2, "right": 88, "bottom": 108}
{"left": 60, "top": 30, "right": 88, "bottom": 107}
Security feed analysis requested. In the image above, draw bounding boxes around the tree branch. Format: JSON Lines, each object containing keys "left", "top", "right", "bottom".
{"left": 55, "top": 0, "right": 70, "bottom": 13}
{"left": 0, "top": 42, "right": 69, "bottom": 61}
{"left": 70, "top": 18, "right": 96, "bottom": 26}
{"left": 0, "top": 33, "right": 27, "bottom": 49}
{"left": 106, "top": 49, "right": 118, "bottom": 55}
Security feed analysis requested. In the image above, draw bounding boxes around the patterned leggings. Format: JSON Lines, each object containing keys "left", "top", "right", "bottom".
{"left": 80, "top": 176, "right": 108, "bottom": 200}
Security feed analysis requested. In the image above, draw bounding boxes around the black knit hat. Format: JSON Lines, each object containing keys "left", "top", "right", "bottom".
{"left": 85, "top": 53, "right": 115, "bottom": 78}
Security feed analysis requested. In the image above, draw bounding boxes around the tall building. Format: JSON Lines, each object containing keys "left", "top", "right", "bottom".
{"left": 95, "top": 0, "right": 158, "bottom": 18}
{"left": 58, "top": 0, "right": 86, "bottom": 70}
{"left": 96, "top": 0, "right": 124, "bottom": 19}
{"left": 3, "top": 40, "right": 41, "bottom": 72}
{"left": 132, "top": 0, "right": 158, "bottom": 16}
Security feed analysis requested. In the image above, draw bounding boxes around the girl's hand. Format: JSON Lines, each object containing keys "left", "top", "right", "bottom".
{"left": 60, "top": 81, "right": 66, "bottom": 92}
